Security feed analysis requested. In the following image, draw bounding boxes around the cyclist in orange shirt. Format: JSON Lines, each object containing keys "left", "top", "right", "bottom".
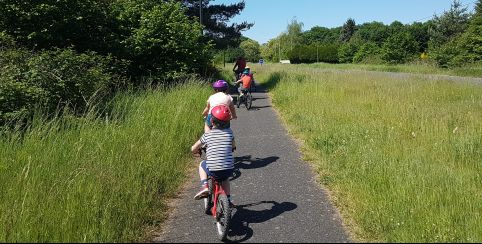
{"left": 235, "top": 69, "right": 253, "bottom": 98}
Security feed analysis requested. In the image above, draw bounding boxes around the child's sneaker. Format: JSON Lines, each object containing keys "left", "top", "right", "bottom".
{"left": 194, "top": 185, "right": 209, "bottom": 200}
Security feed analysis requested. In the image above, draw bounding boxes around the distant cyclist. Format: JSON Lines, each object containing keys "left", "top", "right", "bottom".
{"left": 192, "top": 104, "right": 236, "bottom": 207}
{"left": 232, "top": 56, "right": 246, "bottom": 80}
{"left": 202, "top": 80, "right": 237, "bottom": 133}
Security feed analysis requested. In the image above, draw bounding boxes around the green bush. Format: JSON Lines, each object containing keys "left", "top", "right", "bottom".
{"left": 430, "top": 39, "right": 461, "bottom": 67}
{"left": 317, "top": 44, "right": 339, "bottom": 63}
{"left": 121, "top": 1, "right": 210, "bottom": 79}
{"left": 338, "top": 42, "right": 359, "bottom": 63}
{"left": 381, "top": 32, "right": 419, "bottom": 64}
{"left": 288, "top": 44, "right": 338, "bottom": 64}
{"left": 288, "top": 45, "right": 315, "bottom": 63}
{"left": 353, "top": 42, "right": 381, "bottom": 63}
{"left": 0, "top": 47, "right": 129, "bottom": 124}
{"left": 1, "top": 1, "right": 212, "bottom": 81}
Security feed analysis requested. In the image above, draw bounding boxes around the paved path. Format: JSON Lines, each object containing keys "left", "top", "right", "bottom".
{"left": 154, "top": 87, "right": 351, "bottom": 243}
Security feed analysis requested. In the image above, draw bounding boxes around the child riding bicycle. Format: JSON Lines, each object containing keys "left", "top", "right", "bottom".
{"left": 202, "top": 80, "right": 237, "bottom": 133}
{"left": 242, "top": 66, "right": 257, "bottom": 91}
{"left": 192, "top": 105, "right": 236, "bottom": 207}
{"left": 235, "top": 69, "right": 254, "bottom": 97}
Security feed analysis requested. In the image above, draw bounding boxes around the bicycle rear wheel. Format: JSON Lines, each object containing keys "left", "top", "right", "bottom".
{"left": 215, "top": 194, "right": 231, "bottom": 241}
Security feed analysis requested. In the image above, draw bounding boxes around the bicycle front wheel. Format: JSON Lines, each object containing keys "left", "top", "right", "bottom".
{"left": 246, "top": 93, "right": 253, "bottom": 110}
{"left": 215, "top": 194, "right": 231, "bottom": 241}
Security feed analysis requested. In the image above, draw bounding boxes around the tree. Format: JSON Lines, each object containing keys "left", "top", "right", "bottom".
{"left": 286, "top": 18, "right": 304, "bottom": 51}
{"left": 121, "top": 1, "right": 209, "bottom": 78}
{"left": 427, "top": 0, "right": 472, "bottom": 67}
{"left": 180, "top": 0, "right": 253, "bottom": 49}
{"left": 0, "top": 0, "right": 119, "bottom": 54}
{"left": 407, "top": 21, "right": 431, "bottom": 52}
{"left": 340, "top": 18, "right": 356, "bottom": 42}
{"left": 476, "top": 0, "right": 482, "bottom": 17}
{"left": 353, "top": 42, "right": 381, "bottom": 63}
{"left": 350, "top": 21, "right": 389, "bottom": 45}
{"left": 446, "top": 0, "right": 482, "bottom": 66}
{"left": 302, "top": 26, "right": 341, "bottom": 45}
{"left": 240, "top": 39, "right": 261, "bottom": 62}
{"left": 338, "top": 42, "right": 358, "bottom": 63}
{"left": 260, "top": 19, "right": 304, "bottom": 62}
{"left": 429, "top": 0, "right": 470, "bottom": 47}
{"left": 389, "top": 21, "right": 405, "bottom": 34}
{"left": 261, "top": 39, "right": 282, "bottom": 62}
{"left": 381, "top": 32, "right": 419, "bottom": 63}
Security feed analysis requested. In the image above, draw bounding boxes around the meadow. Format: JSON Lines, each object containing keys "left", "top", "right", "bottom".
{"left": 247, "top": 63, "right": 482, "bottom": 242}
{"left": 0, "top": 82, "right": 211, "bottom": 242}
{"left": 307, "top": 62, "right": 482, "bottom": 78}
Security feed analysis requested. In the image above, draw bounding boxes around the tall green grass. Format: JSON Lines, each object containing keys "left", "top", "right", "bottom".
{"left": 0, "top": 82, "right": 211, "bottom": 242}
{"left": 308, "top": 62, "right": 482, "bottom": 78}
{"left": 252, "top": 64, "right": 482, "bottom": 242}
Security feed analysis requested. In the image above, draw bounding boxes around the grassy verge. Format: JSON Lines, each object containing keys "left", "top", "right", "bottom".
{"left": 0, "top": 82, "right": 211, "bottom": 242}
{"left": 306, "top": 62, "right": 482, "bottom": 78}
{"left": 252, "top": 64, "right": 482, "bottom": 242}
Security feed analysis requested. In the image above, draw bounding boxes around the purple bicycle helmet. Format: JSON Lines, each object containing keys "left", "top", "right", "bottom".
{"left": 212, "top": 80, "right": 228, "bottom": 91}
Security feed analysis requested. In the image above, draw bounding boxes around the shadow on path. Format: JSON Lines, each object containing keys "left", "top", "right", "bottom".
{"left": 226, "top": 201, "right": 298, "bottom": 243}
{"left": 231, "top": 156, "right": 279, "bottom": 181}
{"left": 248, "top": 105, "right": 271, "bottom": 110}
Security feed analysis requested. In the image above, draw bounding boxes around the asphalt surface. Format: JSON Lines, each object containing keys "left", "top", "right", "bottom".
{"left": 154, "top": 87, "right": 351, "bottom": 243}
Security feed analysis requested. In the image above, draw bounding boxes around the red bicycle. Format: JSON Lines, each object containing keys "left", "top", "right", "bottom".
{"left": 203, "top": 176, "right": 232, "bottom": 241}
{"left": 197, "top": 149, "right": 232, "bottom": 241}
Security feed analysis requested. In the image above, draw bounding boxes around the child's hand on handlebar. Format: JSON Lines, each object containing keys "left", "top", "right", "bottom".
{"left": 191, "top": 146, "right": 201, "bottom": 157}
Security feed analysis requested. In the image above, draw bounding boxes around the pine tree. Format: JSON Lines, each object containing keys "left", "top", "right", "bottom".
{"left": 429, "top": 0, "right": 470, "bottom": 48}
{"left": 180, "top": 0, "right": 253, "bottom": 48}
{"left": 340, "top": 18, "right": 356, "bottom": 42}
{"left": 476, "top": 0, "right": 482, "bottom": 16}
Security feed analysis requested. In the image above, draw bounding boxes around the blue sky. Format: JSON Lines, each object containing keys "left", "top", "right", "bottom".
{"left": 211, "top": 0, "right": 477, "bottom": 44}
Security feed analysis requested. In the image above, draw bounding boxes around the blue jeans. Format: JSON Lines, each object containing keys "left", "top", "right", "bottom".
{"left": 204, "top": 113, "right": 213, "bottom": 128}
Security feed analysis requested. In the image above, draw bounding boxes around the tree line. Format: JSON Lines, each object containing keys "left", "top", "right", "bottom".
{"left": 234, "top": 0, "right": 482, "bottom": 66}
{"left": 0, "top": 0, "right": 251, "bottom": 125}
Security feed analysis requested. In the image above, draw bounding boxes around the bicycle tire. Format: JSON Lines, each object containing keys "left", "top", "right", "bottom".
{"left": 202, "top": 179, "right": 213, "bottom": 215}
{"left": 215, "top": 194, "right": 231, "bottom": 241}
{"left": 236, "top": 95, "right": 241, "bottom": 108}
{"left": 246, "top": 93, "right": 252, "bottom": 110}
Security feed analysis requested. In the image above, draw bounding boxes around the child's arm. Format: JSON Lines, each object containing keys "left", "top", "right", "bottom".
{"left": 191, "top": 140, "right": 203, "bottom": 154}
{"left": 202, "top": 101, "right": 210, "bottom": 117}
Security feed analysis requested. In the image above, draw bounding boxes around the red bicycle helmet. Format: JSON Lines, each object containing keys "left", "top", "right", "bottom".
{"left": 212, "top": 80, "right": 228, "bottom": 91}
{"left": 211, "top": 105, "right": 231, "bottom": 122}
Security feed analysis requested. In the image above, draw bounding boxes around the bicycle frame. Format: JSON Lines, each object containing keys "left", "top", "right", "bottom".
{"left": 210, "top": 178, "right": 226, "bottom": 218}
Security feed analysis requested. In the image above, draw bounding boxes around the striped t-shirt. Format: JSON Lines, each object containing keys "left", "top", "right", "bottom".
{"left": 200, "top": 128, "right": 234, "bottom": 171}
